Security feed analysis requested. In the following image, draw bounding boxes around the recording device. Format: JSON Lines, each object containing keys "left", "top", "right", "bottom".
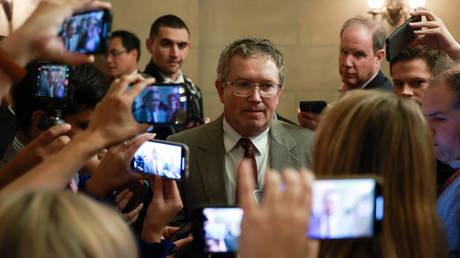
{"left": 132, "top": 83, "right": 190, "bottom": 127}
{"left": 116, "top": 179, "right": 150, "bottom": 213}
{"left": 34, "top": 63, "right": 72, "bottom": 130}
{"left": 299, "top": 100, "right": 327, "bottom": 114}
{"left": 58, "top": 9, "right": 112, "bottom": 54}
{"left": 131, "top": 139, "right": 189, "bottom": 180}
{"left": 386, "top": 16, "right": 422, "bottom": 61}
{"left": 193, "top": 177, "right": 384, "bottom": 253}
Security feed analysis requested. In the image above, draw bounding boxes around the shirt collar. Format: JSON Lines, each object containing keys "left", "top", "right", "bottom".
{"left": 159, "top": 70, "right": 185, "bottom": 84}
{"left": 12, "top": 136, "right": 25, "bottom": 152}
{"left": 222, "top": 118, "right": 269, "bottom": 155}
{"left": 361, "top": 71, "right": 379, "bottom": 89}
{"left": 449, "top": 160, "right": 460, "bottom": 169}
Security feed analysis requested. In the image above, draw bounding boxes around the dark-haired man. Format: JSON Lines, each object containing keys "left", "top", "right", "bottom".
{"left": 144, "top": 14, "right": 203, "bottom": 139}
{"left": 105, "top": 30, "right": 140, "bottom": 79}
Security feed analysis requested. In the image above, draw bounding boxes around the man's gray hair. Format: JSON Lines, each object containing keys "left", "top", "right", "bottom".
{"left": 340, "top": 16, "right": 386, "bottom": 55}
{"left": 216, "top": 37, "right": 284, "bottom": 84}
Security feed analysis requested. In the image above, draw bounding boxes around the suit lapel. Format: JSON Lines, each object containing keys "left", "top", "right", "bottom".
{"left": 195, "top": 116, "right": 230, "bottom": 204}
{"left": 269, "top": 120, "right": 302, "bottom": 171}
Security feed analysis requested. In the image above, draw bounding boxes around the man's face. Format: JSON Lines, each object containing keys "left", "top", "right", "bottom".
{"left": 392, "top": 59, "right": 432, "bottom": 105}
{"left": 146, "top": 26, "right": 190, "bottom": 77}
{"left": 105, "top": 37, "right": 138, "bottom": 78}
{"left": 216, "top": 54, "right": 282, "bottom": 137}
{"left": 168, "top": 95, "right": 178, "bottom": 110}
{"left": 339, "top": 24, "right": 383, "bottom": 89}
{"left": 144, "top": 93, "right": 161, "bottom": 112}
{"left": 66, "top": 21, "right": 77, "bottom": 38}
{"left": 422, "top": 81, "right": 460, "bottom": 164}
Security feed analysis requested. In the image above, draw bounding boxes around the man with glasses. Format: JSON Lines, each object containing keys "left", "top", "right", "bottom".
{"left": 144, "top": 15, "right": 204, "bottom": 139}
{"left": 168, "top": 38, "right": 314, "bottom": 233}
{"left": 104, "top": 30, "right": 140, "bottom": 79}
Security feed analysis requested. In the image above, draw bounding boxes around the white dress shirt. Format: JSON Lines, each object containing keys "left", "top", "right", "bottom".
{"left": 222, "top": 118, "right": 270, "bottom": 202}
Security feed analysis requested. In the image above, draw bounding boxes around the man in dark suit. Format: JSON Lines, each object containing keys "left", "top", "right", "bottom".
{"left": 168, "top": 38, "right": 314, "bottom": 234}
{"left": 298, "top": 16, "right": 393, "bottom": 130}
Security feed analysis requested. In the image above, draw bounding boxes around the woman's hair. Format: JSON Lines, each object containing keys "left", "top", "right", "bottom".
{"left": 0, "top": 191, "right": 137, "bottom": 258}
{"left": 313, "top": 90, "right": 447, "bottom": 258}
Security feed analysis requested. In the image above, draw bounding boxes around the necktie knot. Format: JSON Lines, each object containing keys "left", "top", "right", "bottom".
{"left": 238, "top": 138, "right": 255, "bottom": 157}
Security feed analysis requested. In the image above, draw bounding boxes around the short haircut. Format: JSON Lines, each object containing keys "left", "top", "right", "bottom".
{"left": 111, "top": 30, "right": 141, "bottom": 61}
{"left": 0, "top": 191, "right": 137, "bottom": 258}
{"left": 340, "top": 16, "right": 386, "bottom": 54}
{"left": 216, "top": 37, "right": 284, "bottom": 84}
{"left": 149, "top": 14, "right": 190, "bottom": 38}
{"left": 432, "top": 64, "right": 460, "bottom": 110}
{"left": 143, "top": 90, "right": 160, "bottom": 101}
{"left": 390, "top": 46, "right": 448, "bottom": 76}
{"left": 12, "top": 63, "right": 109, "bottom": 132}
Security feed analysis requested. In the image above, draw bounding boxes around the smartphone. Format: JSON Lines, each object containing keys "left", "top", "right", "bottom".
{"left": 299, "top": 101, "right": 327, "bottom": 114}
{"left": 132, "top": 83, "right": 190, "bottom": 127}
{"left": 131, "top": 139, "right": 189, "bottom": 180}
{"left": 34, "top": 63, "right": 72, "bottom": 102}
{"left": 194, "top": 177, "right": 384, "bottom": 253}
{"left": 58, "top": 9, "right": 112, "bottom": 54}
{"left": 386, "top": 16, "right": 422, "bottom": 61}
{"left": 193, "top": 207, "right": 243, "bottom": 253}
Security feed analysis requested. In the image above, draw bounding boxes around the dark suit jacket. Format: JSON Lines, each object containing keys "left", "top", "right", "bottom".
{"left": 168, "top": 116, "right": 315, "bottom": 225}
{"left": 363, "top": 70, "right": 393, "bottom": 92}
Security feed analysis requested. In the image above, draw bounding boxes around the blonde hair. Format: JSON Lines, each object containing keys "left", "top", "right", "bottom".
{"left": 314, "top": 90, "right": 447, "bottom": 258}
{"left": 0, "top": 191, "right": 138, "bottom": 258}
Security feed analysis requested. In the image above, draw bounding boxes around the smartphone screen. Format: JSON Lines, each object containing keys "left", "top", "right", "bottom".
{"left": 58, "top": 9, "right": 111, "bottom": 53}
{"left": 308, "top": 178, "right": 383, "bottom": 239}
{"left": 131, "top": 140, "right": 189, "bottom": 180}
{"left": 200, "top": 207, "right": 243, "bottom": 253}
{"left": 132, "top": 83, "right": 189, "bottom": 126}
{"left": 35, "top": 64, "right": 70, "bottom": 100}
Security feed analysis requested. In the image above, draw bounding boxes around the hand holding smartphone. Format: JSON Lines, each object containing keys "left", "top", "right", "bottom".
{"left": 386, "top": 16, "right": 422, "bottom": 61}
{"left": 299, "top": 101, "right": 327, "bottom": 114}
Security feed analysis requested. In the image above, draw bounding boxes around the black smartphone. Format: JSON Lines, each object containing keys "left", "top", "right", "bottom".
{"left": 132, "top": 83, "right": 190, "bottom": 127}
{"left": 34, "top": 63, "right": 72, "bottom": 102}
{"left": 116, "top": 179, "right": 150, "bottom": 213}
{"left": 58, "top": 9, "right": 112, "bottom": 54}
{"left": 194, "top": 177, "right": 384, "bottom": 253}
{"left": 386, "top": 16, "right": 422, "bottom": 61}
{"left": 192, "top": 207, "right": 243, "bottom": 253}
{"left": 299, "top": 101, "right": 327, "bottom": 114}
{"left": 131, "top": 139, "right": 189, "bottom": 180}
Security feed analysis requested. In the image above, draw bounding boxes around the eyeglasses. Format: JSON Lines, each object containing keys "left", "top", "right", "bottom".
{"left": 105, "top": 50, "right": 127, "bottom": 58}
{"left": 223, "top": 81, "right": 282, "bottom": 98}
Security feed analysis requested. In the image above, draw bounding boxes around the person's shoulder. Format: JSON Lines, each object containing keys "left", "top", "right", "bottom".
{"left": 273, "top": 119, "right": 314, "bottom": 138}
{"left": 168, "top": 118, "right": 221, "bottom": 143}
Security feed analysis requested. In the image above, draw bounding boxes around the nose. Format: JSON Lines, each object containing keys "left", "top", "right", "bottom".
{"left": 427, "top": 119, "right": 436, "bottom": 136}
{"left": 105, "top": 53, "right": 113, "bottom": 63}
{"left": 247, "top": 86, "right": 262, "bottom": 102}
{"left": 401, "top": 84, "right": 414, "bottom": 97}
{"left": 343, "top": 54, "right": 353, "bottom": 68}
{"left": 170, "top": 44, "right": 179, "bottom": 57}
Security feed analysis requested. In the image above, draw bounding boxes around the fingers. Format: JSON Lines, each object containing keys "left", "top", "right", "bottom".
{"left": 116, "top": 189, "right": 133, "bottom": 211}
{"left": 261, "top": 169, "right": 282, "bottom": 209}
{"left": 410, "top": 8, "right": 437, "bottom": 21}
{"left": 35, "top": 123, "right": 71, "bottom": 146}
{"left": 125, "top": 133, "right": 156, "bottom": 159}
{"left": 126, "top": 77, "right": 156, "bottom": 100}
{"left": 107, "top": 74, "right": 144, "bottom": 95}
{"left": 280, "top": 168, "right": 301, "bottom": 205}
{"left": 173, "top": 235, "right": 193, "bottom": 249}
{"left": 123, "top": 203, "right": 144, "bottom": 225}
{"left": 162, "top": 179, "right": 182, "bottom": 205}
{"left": 298, "top": 169, "right": 315, "bottom": 210}
{"left": 237, "top": 159, "right": 257, "bottom": 211}
{"left": 151, "top": 175, "right": 164, "bottom": 202}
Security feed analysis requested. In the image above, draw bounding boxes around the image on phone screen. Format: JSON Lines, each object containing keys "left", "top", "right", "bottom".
{"left": 58, "top": 10, "right": 110, "bottom": 53}
{"left": 132, "top": 140, "right": 186, "bottom": 180}
{"left": 202, "top": 207, "right": 243, "bottom": 253}
{"left": 36, "top": 64, "right": 70, "bottom": 99}
{"left": 131, "top": 84, "right": 188, "bottom": 126}
{"left": 307, "top": 178, "right": 382, "bottom": 239}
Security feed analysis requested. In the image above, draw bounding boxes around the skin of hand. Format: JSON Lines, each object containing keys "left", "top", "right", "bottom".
{"left": 115, "top": 189, "right": 144, "bottom": 225}
{"left": 296, "top": 109, "right": 320, "bottom": 131}
{"left": 0, "top": 123, "right": 71, "bottom": 188}
{"left": 410, "top": 8, "right": 460, "bottom": 61}
{"left": 161, "top": 226, "right": 194, "bottom": 256}
{"left": 86, "top": 133, "right": 155, "bottom": 198}
{"left": 237, "top": 159, "right": 319, "bottom": 258}
{"left": 0, "top": 76, "right": 154, "bottom": 194}
{"left": 141, "top": 176, "right": 183, "bottom": 243}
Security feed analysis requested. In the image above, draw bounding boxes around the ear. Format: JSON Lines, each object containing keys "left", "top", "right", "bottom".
{"left": 146, "top": 38, "right": 153, "bottom": 54}
{"left": 215, "top": 80, "right": 225, "bottom": 104}
{"left": 129, "top": 49, "right": 139, "bottom": 60}
{"left": 276, "top": 84, "right": 284, "bottom": 105}
{"left": 375, "top": 49, "right": 385, "bottom": 63}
